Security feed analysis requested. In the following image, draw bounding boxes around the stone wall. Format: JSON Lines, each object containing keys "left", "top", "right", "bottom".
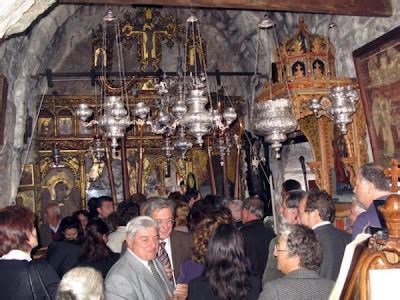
{"left": 0, "top": 3, "right": 399, "bottom": 207}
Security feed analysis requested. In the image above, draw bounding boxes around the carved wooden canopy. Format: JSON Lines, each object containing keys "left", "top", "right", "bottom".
{"left": 257, "top": 18, "right": 368, "bottom": 194}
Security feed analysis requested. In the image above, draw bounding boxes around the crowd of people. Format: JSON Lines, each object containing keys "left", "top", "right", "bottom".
{"left": 0, "top": 163, "right": 394, "bottom": 299}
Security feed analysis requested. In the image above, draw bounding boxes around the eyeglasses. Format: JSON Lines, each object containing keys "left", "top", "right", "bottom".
{"left": 274, "top": 244, "right": 288, "bottom": 252}
{"left": 156, "top": 219, "right": 175, "bottom": 226}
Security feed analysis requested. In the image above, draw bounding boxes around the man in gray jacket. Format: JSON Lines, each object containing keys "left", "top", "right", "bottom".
{"left": 259, "top": 224, "right": 334, "bottom": 300}
{"left": 105, "top": 216, "right": 186, "bottom": 299}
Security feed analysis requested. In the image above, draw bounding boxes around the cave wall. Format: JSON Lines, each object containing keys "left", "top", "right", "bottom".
{"left": 0, "top": 3, "right": 399, "bottom": 207}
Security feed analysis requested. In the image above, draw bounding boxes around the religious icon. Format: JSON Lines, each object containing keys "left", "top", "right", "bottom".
{"left": 15, "top": 190, "right": 35, "bottom": 212}
{"left": 58, "top": 117, "right": 72, "bottom": 135}
{"left": 38, "top": 117, "right": 55, "bottom": 136}
{"left": 20, "top": 164, "right": 34, "bottom": 187}
{"left": 40, "top": 168, "right": 81, "bottom": 219}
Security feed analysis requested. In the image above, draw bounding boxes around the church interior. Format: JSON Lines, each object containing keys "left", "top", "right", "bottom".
{"left": 0, "top": 0, "right": 400, "bottom": 298}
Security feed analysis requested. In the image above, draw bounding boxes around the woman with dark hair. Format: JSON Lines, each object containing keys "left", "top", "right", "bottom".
{"left": 87, "top": 197, "right": 99, "bottom": 220}
{"left": 0, "top": 206, "right": 59, "bottom": 299}
{"left": 46, "top": 216, "right": 83, "bottom": 277}
{"left": 178, "top": 213, "right": 230, "bottom": 284}
{"left": 187, "top": 200, "right": 213, "bottom": 232}
{"left": 72, "top": 210, "right": 89, "bottom": 233}
{"left": 188, "top": 223, "right": 261, "bottom": 300}
{"left": 78, "top": 218, "right": 118, "bottom": 278}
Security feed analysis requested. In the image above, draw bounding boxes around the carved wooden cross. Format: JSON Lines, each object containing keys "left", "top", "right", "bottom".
{"left": 121, "top": 8, "right": 178, "bottom": 72}
{"left": 384, "top": 159, "right": 399, "bottom": 192}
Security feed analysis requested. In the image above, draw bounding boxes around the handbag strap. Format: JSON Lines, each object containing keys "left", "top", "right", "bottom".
{"left": 27, "top": 263, "right": 37, "bottom": 300}
{"left": 28, "top": 261, "right": 51, "bottom": 300}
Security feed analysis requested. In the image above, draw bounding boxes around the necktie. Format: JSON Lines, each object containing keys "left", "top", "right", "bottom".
{"left": 148, "top": 260, "right": 170, "bottom": 298}
{"left": 158, "top": 241, "right": 172, "bottom": 270}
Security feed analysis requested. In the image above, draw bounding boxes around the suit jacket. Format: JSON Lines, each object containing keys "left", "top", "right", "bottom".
{"left": 0, "top": 259, "right": 60, "bottom": 300}
{"left": 38, "top": 223, "right": 61, "bottom": 248}
{"left": 46, "top": 240, "right": 81, "bottom": 277}
{"left": 240, "top": 219, "right": 275, "bottom": 279}
{"left": 188, "top": 273, "right": 261, "bottom": 300}
{"left": 170, "top": 230, "right": 191, "bottom": 279}
{"left": 105, "top": 250, "right": 173, "bottom": 300}
{"left": 314, "top": 223, "right": 351, "bottom": 281}
{"left": 262, "top": 237, "right": 284, "bottom": 286}
{"left": 259, "top": 268, "right": 334, "bottom": 300}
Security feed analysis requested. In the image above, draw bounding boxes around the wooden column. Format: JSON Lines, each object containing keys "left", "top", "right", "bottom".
{"left": 104, "top": 138, "right": 118, "bottom": 205}
{"left": 207, "top": 144, "right": 217, "bottom": 195}
{"left": 121, "top": 136, "right": 130, "bottom": 201}
{"left": 137, "top": 125, "right": 144, "bottom": 194}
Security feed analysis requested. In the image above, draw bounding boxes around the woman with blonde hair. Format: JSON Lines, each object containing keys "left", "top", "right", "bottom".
{"left": 174, "top": 201, "right": 190, "bottom": 233}
{"left": 57, "top": 267, "right": 103, "bottom": 300}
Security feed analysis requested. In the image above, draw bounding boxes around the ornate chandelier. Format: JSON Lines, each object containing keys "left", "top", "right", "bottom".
{"left": 131, "top": 13, "right": 237, "bottom": 158}
{"left": 308, "top": 18, "right": 359, "bottom": 135}
{"left": 254, "top": 98, "right": 297, "bottom": 159}
{"left": 76, "top": 10, "right": 132, "bottom": 152}
{"left": 309, "top": 85, "right": 359, "bottom": 134}
{"left": 252, "top": 15, "right": 298, "bottom": 158}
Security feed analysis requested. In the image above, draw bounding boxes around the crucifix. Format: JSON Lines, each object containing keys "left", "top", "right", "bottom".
{"left": 121, "top": 8, "right": 179, "bottom": 71}
{"left": 384, "top": 159, "right": 399, "bottom": 193}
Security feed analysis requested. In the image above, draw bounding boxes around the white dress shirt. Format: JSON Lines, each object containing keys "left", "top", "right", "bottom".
{"left": 312, "top": 221, "right": 331, "bottom": 230}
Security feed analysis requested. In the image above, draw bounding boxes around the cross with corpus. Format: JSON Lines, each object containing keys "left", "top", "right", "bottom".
{"left": 121, "top": 8, "right": 178, "bottom": 72}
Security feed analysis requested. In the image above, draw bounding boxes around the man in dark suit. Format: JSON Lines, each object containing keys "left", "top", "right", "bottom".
{"left": 259, "top": 224, "right": 334, "bottom": 300}
{"left": 145, "top": 198, "right": 191, "bottom": 282}
{"left": 38, "top": 203, "right": 62, "bottom": 247}
{"left": 240, "top": 197, "right": 275, "bottom": 280}
{"left": 299, "top": 189, "right": 351, "bottom": 281}
{"left": 105, "top": 216, "right": 186, "bottom": 299}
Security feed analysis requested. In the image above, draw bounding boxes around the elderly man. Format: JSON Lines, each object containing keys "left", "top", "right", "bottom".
{"left": 240, "top": 197, "right": 275, "bottom": 280}
{"left": 226, "top": 199, "right": 243, "bottom": 228}
{"left": 347, "top": 196, "right": 366, "bottom": 233}
{"left": 262, "top": 189, "right": 306, "bottom": 286}
{"left": 39, "top": 203, "right": 62, "bottom": 247}
{"left": 105, "top": 216, "right": 186, "bottom": 299}
{"left": 352, "top": 163, "right": 392, "bottom": 239}
{"left": 298, "top": 189, "right": 351, "bottom": 281}
{"left": 259, "top": 224, "right": 334, "bottom": 300}
{"left": 144, "top": 198, "right": 191, "bottom": 281}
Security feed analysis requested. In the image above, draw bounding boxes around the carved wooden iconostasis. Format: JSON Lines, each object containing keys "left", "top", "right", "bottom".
{"left": 257, "top": 18, "right": 369, "bottom": 195}
{"left": 34, "top": 92, "right": 242, "bottom": 222}
{"left": 27, "top": 7, "right": 243, "bottom": 223}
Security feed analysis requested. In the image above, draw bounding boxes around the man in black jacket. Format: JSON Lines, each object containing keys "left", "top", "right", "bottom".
{"left": 240, "top": 197, "right": 275, "bottom": 280}
{"left": 298, "top": 189, "right": 351, "bottom": 281}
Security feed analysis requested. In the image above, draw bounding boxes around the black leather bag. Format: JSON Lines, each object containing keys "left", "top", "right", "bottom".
{"left": 27, "top": 261, "right": 51, "bottom": 300}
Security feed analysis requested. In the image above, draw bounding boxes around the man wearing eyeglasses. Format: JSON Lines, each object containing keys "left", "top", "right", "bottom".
{"left": 144, "top": 198, "right": 191, "bottom": 283}
{"left": 298, "top": 189, "right": 351, "bottom": 281}
{"left": 262, "top": 189, "right": 306, "bottom": 286}
{"left": 259, "top": 224, "right": 334, "bottom": 300}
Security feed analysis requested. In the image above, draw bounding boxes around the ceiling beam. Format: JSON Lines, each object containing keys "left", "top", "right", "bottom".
{"left": 58, "top": 0, "right": 393, "bottom": 17}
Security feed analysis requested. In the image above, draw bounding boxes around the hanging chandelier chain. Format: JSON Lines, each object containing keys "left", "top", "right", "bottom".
{"left": 272, "top": 27, "right": 292, "bottom": 101}
{"left": 114, "top": 18, "right": 131, "bottom": 117}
